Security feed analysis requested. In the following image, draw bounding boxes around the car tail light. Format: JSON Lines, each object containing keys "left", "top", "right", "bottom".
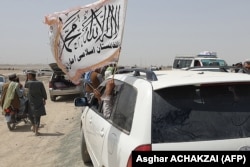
{"left": 126, "top": 144, "right": 151, "bottom": 167}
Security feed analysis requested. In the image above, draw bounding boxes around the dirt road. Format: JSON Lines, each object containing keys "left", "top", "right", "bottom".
{"left": 0, "top": 70, "right": 89, "bottom": 167}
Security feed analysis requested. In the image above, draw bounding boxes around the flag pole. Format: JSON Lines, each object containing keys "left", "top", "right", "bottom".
{"left": 112, "top": 0, "right": 128, "bottom": 79}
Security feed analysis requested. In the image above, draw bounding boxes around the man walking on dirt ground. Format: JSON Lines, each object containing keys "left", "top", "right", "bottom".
{"left": 25, "top": 70, "right": 47, "bottom": 136}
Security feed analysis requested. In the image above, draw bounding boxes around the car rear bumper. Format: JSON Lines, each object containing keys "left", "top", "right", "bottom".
{"left": 49, "top": 87, "right": 83, "bottom": 96}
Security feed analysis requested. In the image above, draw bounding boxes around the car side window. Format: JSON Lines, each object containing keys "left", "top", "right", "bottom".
{"left": 174, "top": 59, "right": 192, "bottom": 68}
{"left": 89, "top": 85, "right": 105, "bottom": 112}
{"left": 89, "top": 80, "right": 120, "bottom": 115}
{"left": 194, "top": 60, "right": 201, "bottom": 66}
{"left": 110, "top": 83, "right": 137, "bottom": 133}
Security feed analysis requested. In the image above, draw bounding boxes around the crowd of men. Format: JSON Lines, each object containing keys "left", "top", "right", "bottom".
{"left": 232, "top": 59, "right": 250, "bottom": 73}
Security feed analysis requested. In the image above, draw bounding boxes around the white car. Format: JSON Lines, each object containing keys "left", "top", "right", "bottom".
{"left": 37, "top": 68, "right": 53, "bottom": 76}
{"left": 173, "top": 51, "right": 228, "bottom": 70}
{"left": 0, "top": 75, "right": 7, "bottom": 95}
{"left": 48, "top": 63, "right": 84, "bottom": 101}
{"left": 75, "top": 68, "right": 250, "bottom": 167}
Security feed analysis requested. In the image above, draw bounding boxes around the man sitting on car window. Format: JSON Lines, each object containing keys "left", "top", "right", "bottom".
{"left": 93, "top": 79, "right": 115, "bottom": 118}
{"left": 84, "top": 68, "right": 104, "bottom": 100}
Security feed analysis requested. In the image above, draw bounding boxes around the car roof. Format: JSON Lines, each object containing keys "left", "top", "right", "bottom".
{"left": 175, "top": 56, "right": 223, "bottom": 59}
{"left": 114, "top": 70, "right": 250, "bottom": 90}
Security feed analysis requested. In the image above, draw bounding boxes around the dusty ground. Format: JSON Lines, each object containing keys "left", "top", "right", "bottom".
{"left": 0, "top": 67, "right": 90, "bottom": 167}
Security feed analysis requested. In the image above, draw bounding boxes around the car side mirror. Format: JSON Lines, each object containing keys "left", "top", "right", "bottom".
{"left": 74, "top": 97, "right": 88, "bottom": 107}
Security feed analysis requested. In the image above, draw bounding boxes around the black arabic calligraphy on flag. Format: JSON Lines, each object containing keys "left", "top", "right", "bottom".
{"left": 45, "top": 0, "right": 127, "bottom": 83}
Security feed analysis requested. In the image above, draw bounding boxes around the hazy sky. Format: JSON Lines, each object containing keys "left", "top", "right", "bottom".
{"left": 1, "top": 0, "right": 250, "bottom": 66}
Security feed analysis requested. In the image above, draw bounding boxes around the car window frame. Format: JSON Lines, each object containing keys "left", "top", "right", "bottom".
{"left": 88, "top": 79, "right": 122, "bottom": 117}
{"left": 88, "top": 79, "right": 137, "bottom": 134}
{"left": 109, "top": 81, "right": 137, "bottom": 134}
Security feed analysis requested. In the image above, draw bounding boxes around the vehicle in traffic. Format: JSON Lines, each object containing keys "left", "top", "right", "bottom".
{"left": 5, "top": 105, "right": 30, "bottom": 131}
{"left": 149, "top": 65, "right": 161, "bottom": 71}
{"left": 0, "top": 74, "right": 7, "bottom": 95}
{"left": 48, "top": 63, "right": 84, "bottom": 101}
{"left": 173, "top": 51, "right": 228, "bottom": 69}
{"left": 37, "top": 68, "right": 53, "bottom": 76}
{"left": 75, "top": 68, "right": 250, "bottom": 167}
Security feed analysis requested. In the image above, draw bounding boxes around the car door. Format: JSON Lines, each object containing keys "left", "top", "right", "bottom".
{"left": 101, "top": 81, "right": 139, "bottom": 167}
{"left": 85, "top": 106, "right": 111, "bottom": 166}
{"left": 84, "top": 80, "right": 120, "bottom": 166}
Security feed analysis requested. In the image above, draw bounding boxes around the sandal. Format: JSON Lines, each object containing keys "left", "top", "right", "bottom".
{"left": 35, "top": 132, "right": 41, "bottom": 136}
{"left": 34, "top": 125, "right": 40, "bottom": 136}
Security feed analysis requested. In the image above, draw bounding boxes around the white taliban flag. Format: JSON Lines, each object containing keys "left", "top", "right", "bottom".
{"left": 44, "top": 0, "right": 127, "bottom": 83}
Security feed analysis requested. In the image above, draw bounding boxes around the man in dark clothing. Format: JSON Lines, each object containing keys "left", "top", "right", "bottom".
{"left": 238, "top": 60, "right": 250, "bottom": 74}
{"left": 25, "top": 70, "right": 47, "bottom": 136}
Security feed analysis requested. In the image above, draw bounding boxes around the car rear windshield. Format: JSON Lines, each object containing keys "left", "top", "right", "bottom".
{"left": 152, "top": 83, "right": 250, "bottom": 143}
